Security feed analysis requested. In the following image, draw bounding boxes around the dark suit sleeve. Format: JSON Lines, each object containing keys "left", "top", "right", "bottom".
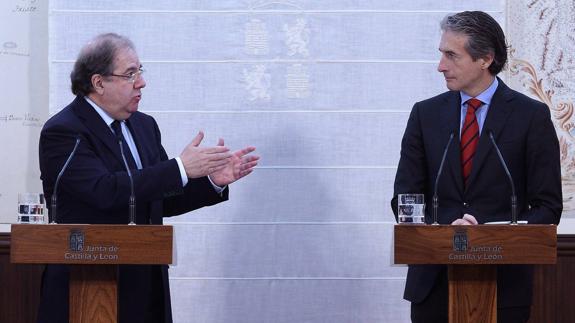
{"left": 162, "top": 177, "right": 229, "bottom": 217}
{"left": 40, "top": 123, "right": 183, "bottom": 212}
{"left": 40, "top": 111, "right": 228, "bottom": 219}
{"left": 522, "top": 104, "right": 562, "bottom": 224}
{"left": 145, "top": 117, "right": 228, "bottom": 217}
{"left": 391, "top": 103, "right": 429, "bottom": 221}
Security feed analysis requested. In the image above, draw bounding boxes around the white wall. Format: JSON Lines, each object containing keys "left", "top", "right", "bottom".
{"left": 0, "top": 0, "right": 48, "bottom": 230}
{"left": 47, "top": 1, "right": 505, "bottom": 322}
{"left": 2, "top": 0, "right": 572, "bottom": 320}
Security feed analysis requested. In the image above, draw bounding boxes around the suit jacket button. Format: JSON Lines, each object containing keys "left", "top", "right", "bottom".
{"left": 463, "top": 202, "right": 468, "bottom": 207}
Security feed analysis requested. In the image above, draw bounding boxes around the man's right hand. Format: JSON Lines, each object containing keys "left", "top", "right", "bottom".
{"left": 179, "top": 131, "right": 232, "bottom": 179}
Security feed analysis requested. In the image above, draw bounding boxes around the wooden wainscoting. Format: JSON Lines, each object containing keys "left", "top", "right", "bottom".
{"left": 530, "top": 234, "right": 575, "bottom": 323}
{"left": 0, "top": 233, "right": 43, "bottom": 323}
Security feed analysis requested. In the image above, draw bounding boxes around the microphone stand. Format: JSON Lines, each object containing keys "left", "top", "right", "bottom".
{"left": 489, "top": 132, "right": 518, "bottom": 225}
{"left": 433, "top": 132, "right": 454, "bottom": 225}
{"left": 117, "top": 139, "right": 137, "bottom": 225}
{"left": 50, "top": 137, "right": 81, "bottom": 224}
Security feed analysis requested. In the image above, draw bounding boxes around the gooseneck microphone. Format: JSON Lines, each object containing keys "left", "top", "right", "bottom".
{"left": 50, "top": 136, "right": 81, "bottom": 224}
{"left": 113, "top": 124, "right": 137, "bottom": 225}
{"left": 432, "top": 132, "right": 455, "bottom": 225}
{"left": 488, "top": 131, "right": 518, "bottom": 225}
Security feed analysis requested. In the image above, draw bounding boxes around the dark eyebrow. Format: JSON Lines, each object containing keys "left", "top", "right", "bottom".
{"left": 440, "top": 48, "right": 457, "bottom": 57}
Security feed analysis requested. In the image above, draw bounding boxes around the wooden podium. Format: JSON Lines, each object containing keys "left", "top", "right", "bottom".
{"left": 10, "top": 224, "right": 173, "bottom": 323}
{"left": 394, "top": 224, "right": 557, "bottom": 323}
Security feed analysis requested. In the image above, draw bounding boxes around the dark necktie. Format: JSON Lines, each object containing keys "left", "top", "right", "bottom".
{"left": 460, "top": 98, "right": 482, "bottom": 187}
{"left": 111, "top": 120, "right": 137, "bottom": 170}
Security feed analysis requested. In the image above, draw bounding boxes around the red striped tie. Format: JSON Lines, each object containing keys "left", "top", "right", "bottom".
{"left": 461, "top": 98, "right": 482, "bottom": 187}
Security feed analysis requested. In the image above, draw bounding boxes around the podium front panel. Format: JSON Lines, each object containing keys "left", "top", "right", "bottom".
{"left": 394, "top": 224, "right": 556, "bottom": 265}
{"left": 10, "top": 224, "right": 173, "bottom": 265}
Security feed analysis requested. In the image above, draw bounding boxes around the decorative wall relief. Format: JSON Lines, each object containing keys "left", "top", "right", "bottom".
{"left": 284, "top": 18, "right": 310, "bottom": 57}
{"left": 510, "top": 56, "right": 575, "bottom": 211}
{"left": 243, "top": 64, "right": 272, "bottom": 101}
{"left": 243, "top": 3, "right": 313, "bottom": 102}
{"left": 508, "top": 1, "right": 575, "bottom": 212}
{"left": 244, "top": 19, "right": 270, "bottom": 55}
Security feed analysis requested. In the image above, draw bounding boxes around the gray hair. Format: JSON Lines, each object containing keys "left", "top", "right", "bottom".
{"left": 440, "top": 11, "right": 508, "bottom": 75}
{"left": 70, "top": 33, "right": 136, "bottom": 96}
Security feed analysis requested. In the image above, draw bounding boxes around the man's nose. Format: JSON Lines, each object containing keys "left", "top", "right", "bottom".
{"left": 437, "top": 57, "right": 446, "bottom": 73}
{"left": 134, "top": 75, "right": 146, "bottom": 89}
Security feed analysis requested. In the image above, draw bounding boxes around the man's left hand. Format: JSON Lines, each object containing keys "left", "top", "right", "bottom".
{"left": 451, "top": 214, "right": 478, "bottom": 225}
{"left": 210, "top": 138, "right": 260, "bottom": 187}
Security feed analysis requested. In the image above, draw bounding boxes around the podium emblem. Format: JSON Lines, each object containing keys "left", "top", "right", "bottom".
{"left": 69, "top": 229, "right": 85, "bottom": 252}
{"left": 453, "top": 229, "right": 468, "bottom": 252}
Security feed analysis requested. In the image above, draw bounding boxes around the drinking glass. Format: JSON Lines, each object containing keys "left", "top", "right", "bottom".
{"left": 398, "top": 193, "right": 425, "bottom": 224}
{"left": 17, "top": 193, "right": 45, "bottom": 224}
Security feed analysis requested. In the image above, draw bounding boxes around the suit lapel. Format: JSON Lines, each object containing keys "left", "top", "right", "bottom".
{"left": 125, "top": 117, "right": 149, "bottom": 168}
{"left": 441, "top": 91, "right": 465, "bottom": 194}
{"left": 71, "top": 96, "right": 126, "bottom": 167}
{"left": 466, "top": 79, "right": 515, "bottom": 188}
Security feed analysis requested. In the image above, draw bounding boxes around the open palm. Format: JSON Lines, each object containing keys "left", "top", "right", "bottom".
{"left": 210, "top": 141, "right": 259, "bottom": 187}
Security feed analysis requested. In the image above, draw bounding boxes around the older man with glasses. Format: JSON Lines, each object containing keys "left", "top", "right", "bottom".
{"left": 37, "top": 33, "right": 259, "bottom": 323}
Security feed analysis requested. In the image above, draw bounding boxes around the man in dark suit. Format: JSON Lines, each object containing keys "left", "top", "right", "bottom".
{"left": 37, "top": 33, "right": 259, "bottom": 323}
{"left": 391, "top": 11, "right": 562, "bottom": 323}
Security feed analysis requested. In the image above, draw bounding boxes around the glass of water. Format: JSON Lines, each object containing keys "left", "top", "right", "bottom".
{"left": 17, "top": 193, "right": 45, "bottom": 224}
{"left": 398, "top": 193, "right": 425, "bottom": 224}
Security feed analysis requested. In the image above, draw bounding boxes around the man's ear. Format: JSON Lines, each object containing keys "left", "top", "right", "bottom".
{"left": 480, "top": 53, "right": 495, "bottom": 70}
{"left": 91, "top": 74, "right": 105, "bottom": 95}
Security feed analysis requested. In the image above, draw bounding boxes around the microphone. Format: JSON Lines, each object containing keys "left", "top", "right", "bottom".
{"left": 488, "top": 131, "right": 518, "bottom": 224}
{"left": 113, "top": 123, "right": 137, "bottom": 225}
{"left": 50, "top": 136, "right": 81, "bottom": 224}
{"left": 432, "top": 132, "right": 455, "bottom": 225}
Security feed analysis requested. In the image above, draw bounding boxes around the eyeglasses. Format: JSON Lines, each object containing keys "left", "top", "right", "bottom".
{"left": 107, "top": 67, "right": 145, "bottom": 83}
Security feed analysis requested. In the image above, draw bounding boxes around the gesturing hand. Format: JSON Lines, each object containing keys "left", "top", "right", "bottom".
{"left": 210, "top": 138, "right": 259, "bottom": 187}
{"left": 179, "top": 131, "right": 232, "bottom": 179}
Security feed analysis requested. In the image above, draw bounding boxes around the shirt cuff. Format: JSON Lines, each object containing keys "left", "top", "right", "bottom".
{"left": 174, "top": 157, "right": 188, "bottom": 187}
{"left": 207, "top": 175, "right": 226, "bottom": 194}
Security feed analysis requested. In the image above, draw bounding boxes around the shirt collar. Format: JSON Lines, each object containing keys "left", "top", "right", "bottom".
{"left": 84, "top": 96, "right": 116, "bottom": 127}
{"left": 460, "top": 77, "right": 499, "bottom": 106}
